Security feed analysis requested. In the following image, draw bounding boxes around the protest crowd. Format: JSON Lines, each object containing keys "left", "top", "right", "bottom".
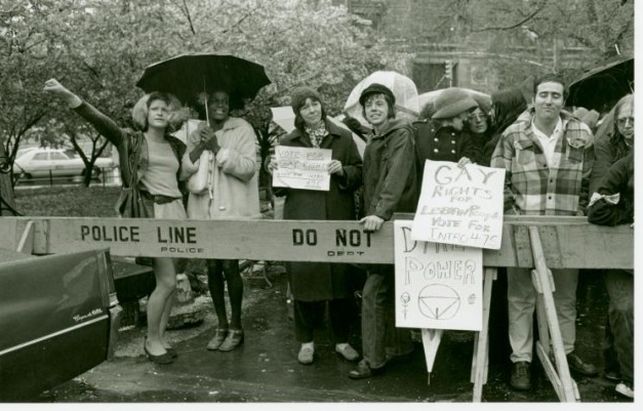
{"left": 37, "top": 58, "right": 634, "bottom": 401}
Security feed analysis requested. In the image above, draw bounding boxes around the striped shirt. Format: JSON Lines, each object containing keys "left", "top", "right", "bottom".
{"left": 491, "top": 110, "right": 594, "bottom": 216}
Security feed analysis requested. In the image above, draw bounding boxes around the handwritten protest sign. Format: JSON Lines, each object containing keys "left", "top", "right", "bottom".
{"left": 412, "top": 160, "right": 505, "bottom": 249}
{"left": 395, "top": 220, "right": 483, "bottom": 331}
{"left": 273, "top": 146, "right": 331, "bottom": 191}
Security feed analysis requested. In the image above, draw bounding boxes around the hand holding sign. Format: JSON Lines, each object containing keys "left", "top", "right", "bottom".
{"left": 273, "top": 146, "right": 332, "bottom": 191}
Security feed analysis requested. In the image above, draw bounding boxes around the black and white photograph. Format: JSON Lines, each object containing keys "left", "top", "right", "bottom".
{"left": 0, "top": 0, "right": 637, "bottom": 406}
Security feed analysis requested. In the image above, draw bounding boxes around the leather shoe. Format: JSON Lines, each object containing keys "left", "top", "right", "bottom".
{"left": 144, "top": 340, "right": 174, "bottom": 365}
{"left": 510, "top": 361, "right": 531, "bottom": 390}
{"left": 348, "top": 359, "right": 384, "bottom": 380}
{"left": 566, "top": 352, "right": 598, "bottom": 377}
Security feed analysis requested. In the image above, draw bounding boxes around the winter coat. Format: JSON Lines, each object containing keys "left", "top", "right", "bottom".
{"left": 491, "top": 109, "right": 594, "bottom": 215}
{"left": 413, "top": 119, "right": 479, "bottom": 184}
{"left": 587, "top": 153, "right": 634, "bottom": 226}
{"left": 182, "top": 117, "right": 260, "bottom": 220}
{"left": 362, "top": 118, "right": 418, "bottom": 220}
{"left": 274, "top": 119, "right": 363, "bottom": 301}
{"left": 590, "top": 116, "right": 632, "bottom": 194}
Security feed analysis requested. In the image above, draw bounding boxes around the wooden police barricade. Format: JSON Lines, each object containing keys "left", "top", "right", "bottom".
{"left": 0, "top": 215, "right": 633, "bottom": 402}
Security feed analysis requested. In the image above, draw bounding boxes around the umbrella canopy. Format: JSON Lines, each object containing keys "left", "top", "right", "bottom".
{"left": 411, "top": 88, "right": 492, "bottom": 119}
{"left": 270, "top": 106, "right": 366, "bottom": 158}
{"left": 567, "top": 57, "right": 633, "bottom": 111}
{"left": 343, "top": 71, "right": 419, "bottom": 127}
{"left": 136, "top": 53, "right": 271, "bottom": 106}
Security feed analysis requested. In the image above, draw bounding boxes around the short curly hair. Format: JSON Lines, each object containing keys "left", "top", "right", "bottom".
{"left": 131, "top": 92, "right": 180, "bottom": 131}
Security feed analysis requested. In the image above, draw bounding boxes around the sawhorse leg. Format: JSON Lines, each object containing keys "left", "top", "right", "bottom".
{"left": 471, "top": 267, "right": 496, "bottom": 402}
{"left": 528, "top": 226, "right": 579, "bottom": 402}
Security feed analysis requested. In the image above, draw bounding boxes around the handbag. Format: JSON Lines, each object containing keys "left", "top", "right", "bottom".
{"left": 186, "top": 150, "right": 212, "bottom": 194}
{"left": 114, "top": 132, "right": 154, "bottom": 218}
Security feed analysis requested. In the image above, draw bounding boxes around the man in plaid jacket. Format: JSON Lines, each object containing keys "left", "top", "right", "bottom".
{"left": 491, "top": 74, "right": 598, "bottom": 391}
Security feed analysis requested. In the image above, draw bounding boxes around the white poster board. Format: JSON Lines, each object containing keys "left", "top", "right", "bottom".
{"left": 272, "top": 146, "right": 331, "bottom": 191}
{"left": 395, "top": 220, "right": 483, "bottom": 331}
{"left": 412, "top": 160, "right": 505, "bottom": 249}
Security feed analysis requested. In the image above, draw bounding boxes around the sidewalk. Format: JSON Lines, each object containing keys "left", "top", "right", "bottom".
{"left": 37, "top": 270, "right": 631, "bottom": 403}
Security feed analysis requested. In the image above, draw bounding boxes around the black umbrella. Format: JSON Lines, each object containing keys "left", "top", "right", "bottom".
{"left": 567, "top": 57, "right": 633, "bottom": 111}
{"left": 136, "top": 53, "right": 271, "bottom": 110}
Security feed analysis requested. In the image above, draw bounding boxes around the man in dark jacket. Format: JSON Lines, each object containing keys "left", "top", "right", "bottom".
{"left": 348, "top": 83, "right": 417, "bottom": 379}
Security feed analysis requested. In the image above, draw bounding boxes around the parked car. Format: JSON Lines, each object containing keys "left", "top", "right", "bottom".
{"left": 13, "top": 148, "right": 114, "bottom": 179}
{"left": 0, "top": 248, "right": 121, "bottom": 400}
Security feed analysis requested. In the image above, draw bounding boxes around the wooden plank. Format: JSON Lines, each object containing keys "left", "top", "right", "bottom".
{"left": 15, "top": 221, "right": 34, "bottom": 254}
{"left": 529, "top": 227, "right": 577, "bottom": 402}
{"left": 472, "top": 268, "right": 495, "bottom": 402}
{"left": 0, "top": 217, "right": 633, "bottom": 269}
{"left": 536, "top": 341, "right": 564, "bottom": 401}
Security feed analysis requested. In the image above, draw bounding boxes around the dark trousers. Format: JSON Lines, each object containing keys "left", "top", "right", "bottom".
{"left": 361, "top": 267, "right": 413, "bottom": 369}
{"left": 294, "top": 298, "right": 352, "bottom": 343}
{"left": 603, "top": 269, "right": 634, "bottom": 385}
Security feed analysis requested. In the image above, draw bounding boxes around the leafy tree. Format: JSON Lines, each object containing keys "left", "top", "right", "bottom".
{"left": 2, "top": 0, "right": 408, "bottom": 191}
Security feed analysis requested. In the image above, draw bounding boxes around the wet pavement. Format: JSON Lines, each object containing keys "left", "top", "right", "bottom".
{"left": 35, "top": 269, "right": 632, "bottom": 403}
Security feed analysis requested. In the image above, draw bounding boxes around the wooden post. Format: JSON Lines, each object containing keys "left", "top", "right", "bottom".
{"left": 471, "top": 267, "right": 496, "bottom": 402}
{"left": 528, "top": 226, "right": 577, "bottom": 402}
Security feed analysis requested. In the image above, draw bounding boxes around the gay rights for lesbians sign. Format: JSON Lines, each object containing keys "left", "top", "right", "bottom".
{"left": 412, "top": 161, "right": 505, "bottom": 250}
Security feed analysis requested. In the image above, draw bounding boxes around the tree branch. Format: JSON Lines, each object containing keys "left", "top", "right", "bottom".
{"left": 180, "top": 0, "right": 196, "bottom": 35}
{"left": 471, "top": 0, "right": 549, "bottom": 33}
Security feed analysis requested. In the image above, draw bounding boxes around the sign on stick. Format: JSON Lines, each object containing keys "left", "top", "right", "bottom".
{"left": 412, "top": 160, "right": 505, "bottom": 249}
{"left": 395, "top": 220, "right": 483, "bottom": 331}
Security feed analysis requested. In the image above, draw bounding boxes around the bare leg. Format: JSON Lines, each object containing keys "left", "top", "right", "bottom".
{"left": 146, "top": 257, "right": 177, "bottom": 355}
{"left": 160, "top": 287, "right": 177, "bottom": 348}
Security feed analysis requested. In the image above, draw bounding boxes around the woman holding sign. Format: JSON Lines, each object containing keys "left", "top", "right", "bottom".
{"left": 270, "top": 87, "right": 363, "bottom": 365}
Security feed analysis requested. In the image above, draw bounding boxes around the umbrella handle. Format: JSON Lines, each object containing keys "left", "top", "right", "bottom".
{"left": 203, "top": 77, "right": 210, "bottom": 125}
{"left": 204, "top": 91, "right": 210, "bottom": 125}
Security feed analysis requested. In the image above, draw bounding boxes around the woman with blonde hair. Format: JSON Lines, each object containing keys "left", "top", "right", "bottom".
{"left": 44, "top": 79, "right": 187, "bottom": 365}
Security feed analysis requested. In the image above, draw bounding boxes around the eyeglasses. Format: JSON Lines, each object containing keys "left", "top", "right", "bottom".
{"left": 617, "top": 117, "right": 634, "bottom": 126}
{"left": 468, "top": 112, "right": 488, "bottom": 121}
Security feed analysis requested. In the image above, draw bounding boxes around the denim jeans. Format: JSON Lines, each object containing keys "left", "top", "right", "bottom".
{"left": 361, "top": 267, "right": 413, "bottom": 369}
{"left": 603, "top": 269, "right": 634, "bottom": 385}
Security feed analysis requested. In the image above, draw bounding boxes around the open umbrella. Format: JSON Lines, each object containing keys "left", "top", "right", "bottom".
{"left": 136, "top": 53, "right": 271, "bottom": 110}
{"left": 343, "top": 71, "right": 419, "bottom": 127}
{"left": 270, "top": 106, "right": 366, "bottom": 158}
{"left": 567, "top": 57, "right": 633, "bottom": 111}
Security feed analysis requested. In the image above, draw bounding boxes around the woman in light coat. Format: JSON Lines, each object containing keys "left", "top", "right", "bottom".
{"left": 182, "top": 90, "right": 259, "bottom": 352}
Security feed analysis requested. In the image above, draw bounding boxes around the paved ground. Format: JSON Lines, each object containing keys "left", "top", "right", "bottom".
{"left": 35, "top": 269, "right": 632, "bottom": 403}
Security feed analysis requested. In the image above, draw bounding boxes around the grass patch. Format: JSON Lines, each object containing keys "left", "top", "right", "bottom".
{"left": 15, "top": 186, "right": 121, "bottom": 217}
